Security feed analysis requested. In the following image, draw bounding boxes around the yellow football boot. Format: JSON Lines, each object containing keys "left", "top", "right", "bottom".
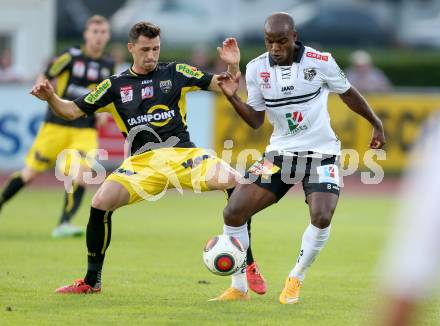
{"left": 279, "top": 277, "right": 302, "bottom": 304}
{"left": 209, "top": 287, "right": 250, "bottom": 301}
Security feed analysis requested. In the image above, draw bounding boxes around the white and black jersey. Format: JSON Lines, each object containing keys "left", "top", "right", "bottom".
{"left": 246, "top": 42, "right": 351, "bottom": 155}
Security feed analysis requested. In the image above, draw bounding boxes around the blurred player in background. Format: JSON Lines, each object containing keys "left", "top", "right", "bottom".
{"left": 30, "top": 21, "right": 262, "bottom": 295}
{"left": 345, "top": 50, "right": 392, "bottom": 93}
{"left": 0, "top": 15, "right": 114, "bottom": 238}
{"left": 379, "top": 114, "right": 440, "bottom": 326}
{"left": 214, "top": 12, "right": 385, "bottom": 302}
{"left": 110, "top": 43, "right": 131, "bottom": 74}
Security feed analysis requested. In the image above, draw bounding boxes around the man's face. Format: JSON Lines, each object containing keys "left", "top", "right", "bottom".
{"left": 128, "top": 35, "right": 160, "bottom": 73}
{"left": 84, "top": 22, "right": 111, "bottom": 51}
{"left": 264, "top": 30, "right": 296, "bottom": 65}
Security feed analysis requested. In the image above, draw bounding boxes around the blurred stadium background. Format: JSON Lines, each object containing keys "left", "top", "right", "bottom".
{"left": 1, "top": 1, "right": 440, "bottom": 324}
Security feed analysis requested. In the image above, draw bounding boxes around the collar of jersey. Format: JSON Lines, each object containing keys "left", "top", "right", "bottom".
{"left": 269, "top": 41, "right": 305, "bottom": 67}
{"left": 128, "top": 66, "right": 156, "bottom": 77}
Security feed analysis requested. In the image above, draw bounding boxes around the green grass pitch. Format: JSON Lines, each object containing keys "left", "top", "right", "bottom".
{"left": 0, "top": 189, "right": 438, "bottom": 325}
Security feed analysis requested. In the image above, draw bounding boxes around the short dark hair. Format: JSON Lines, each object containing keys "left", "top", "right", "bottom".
{"left": 129, "top": 22, "right": 161, "bottom": 43}
{"left": 85, "top": 15, "right": 109, "bottom": 30}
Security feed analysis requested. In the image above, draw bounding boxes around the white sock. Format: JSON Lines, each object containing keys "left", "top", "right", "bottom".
{"left": 289, "top": 223, "right": 331, "bottom": 282}
{"left": 223, "top": 224, "right": 249, "bottom": 293}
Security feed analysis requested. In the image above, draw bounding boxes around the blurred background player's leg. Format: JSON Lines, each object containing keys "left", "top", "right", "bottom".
{"left": 52, "top": 127, "right": 98, "bottom": 238}
{"left": 0, "top": 167, "right": 41, "bottom": 214}
{"left": 52, "top": 179, "right": 86, "bottom": 238}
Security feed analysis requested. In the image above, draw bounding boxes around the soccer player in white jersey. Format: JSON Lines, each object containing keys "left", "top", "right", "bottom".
{"left": 211, "top": 12, "right": 386, "bottom": 302}
{"left": 379, "top": 114, "right": 440, "bottom": 326}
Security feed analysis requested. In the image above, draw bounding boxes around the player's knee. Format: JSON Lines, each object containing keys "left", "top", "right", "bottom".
{"left": 73, "top": 175, "right": 88, "bottom": 187}
{"left": 91, "top": 192, "right": 113, "bottom": 211}
{"left": 223, "top": 202, "right": 247, "bottom": 227}
{"left": 310, "top": 207, "right": 334, "bottom": 228}
{"left": 222, "top": 172, "right": 238, "bottom": 189}
{"left": 21, "top": 168, "right": 40, "bottom": 183}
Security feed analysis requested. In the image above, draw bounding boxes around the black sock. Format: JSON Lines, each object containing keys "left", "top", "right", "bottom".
{"left": 59, "top": 183, "right": 85, "bottom": 224}
{"left": 246, "top": 218, "right": 255, "bottom": 265}
{"left": 0, "top": 172, "right": 25, "bottom": 206}
{"left": 84, "top": 207, "right": 113, "bottom": 287}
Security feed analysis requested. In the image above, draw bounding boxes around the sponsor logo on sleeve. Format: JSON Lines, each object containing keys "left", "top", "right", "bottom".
{"left": 48, "top": 52, "right": 72, "bottom": 77}
{"left": 306, "top": 52, "right": 328, "bottom": 61}
{"left": 120, "top": 85, "right": 133, "bottom": 103}
{"left": 176, "top": 63, "right": 204, "bottom": 79}
{"left": 84, "top": 79, "right": 111, "bottom": 104}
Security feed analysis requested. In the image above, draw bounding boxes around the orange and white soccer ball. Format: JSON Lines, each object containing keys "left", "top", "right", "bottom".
{"left": 203, "top": 235, "right": 246, "bottom": 276}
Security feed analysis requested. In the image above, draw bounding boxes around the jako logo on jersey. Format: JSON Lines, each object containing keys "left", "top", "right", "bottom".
{"left": 281, "top": 85, "right": 294, "bottom": 92}
{"left": 141, "top": 85, "right": 154, "bottom": 100}
{"left": 285, "top": 111, "right": 308, "bottom": 134}
{"left": 306, "top": 52, "right": 329, "bottom": 61}
{"left": 176, "top": 64, "right": 204, "bottom": 79}
{"left": 120, "top": 85, "right": 133, "bottom": 103}
{"left": 127, "top": 105, "right": 176, "bottom": 127}
{"left": 84, "top": 79, "right": 111, "bottom": 104}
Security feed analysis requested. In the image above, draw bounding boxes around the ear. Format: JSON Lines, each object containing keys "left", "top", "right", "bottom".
{"left": 293, "top": 31, "right": 298, "bottom": 41}
{"left": 127, "top": 43, "right": 134, "bottom": 53}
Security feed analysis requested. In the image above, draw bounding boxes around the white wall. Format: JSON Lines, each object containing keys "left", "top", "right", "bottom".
{"left": 0, "top": 0, "right": 55, "bottom": 80}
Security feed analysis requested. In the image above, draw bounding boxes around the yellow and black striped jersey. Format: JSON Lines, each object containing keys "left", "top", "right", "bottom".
{"left": 74, "top": 63, "right": 213, "bottom": 155}
{"left": 44, "top": 46, "right": 114, "bottom": 128}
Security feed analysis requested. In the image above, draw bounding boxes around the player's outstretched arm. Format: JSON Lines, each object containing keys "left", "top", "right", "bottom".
{"left": 30, "top": 80, "right": 84, "bottom": 120}
{"left": 209, "top": 38, "right": 241, "bottom": 93}
{"left": 339, "top": 86, "right": 386, "bottom": 149}
{"left": 217, "top": 71, "right": 265, "bottom": 129}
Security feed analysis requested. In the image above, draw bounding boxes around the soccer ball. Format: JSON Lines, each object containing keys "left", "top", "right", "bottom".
{"left": 203, "top": 235, "right": 246, "bottom": 276}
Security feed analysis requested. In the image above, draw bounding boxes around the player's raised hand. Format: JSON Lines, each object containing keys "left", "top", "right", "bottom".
{"left": 217, "top": 71, "right": 241, "bottom": 98}
{"left": 217, "top": 38, "right": 240, "bottom": 65}
{"left": 30, "top": 79, "right": 55, "bottom": 101}
{"left": 370, "top": 124, "right": 386, "bottom": 149}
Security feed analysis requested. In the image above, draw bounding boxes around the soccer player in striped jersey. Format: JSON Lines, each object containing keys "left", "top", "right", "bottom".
{"left": 213, "top": 12, "right": 385, "bottom": 302}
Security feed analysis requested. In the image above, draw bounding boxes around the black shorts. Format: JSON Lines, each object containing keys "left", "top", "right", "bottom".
{"left": 245, "top": 151, "right": 341, "bottom": 201}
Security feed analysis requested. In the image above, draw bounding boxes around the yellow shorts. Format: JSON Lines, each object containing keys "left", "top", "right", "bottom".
{"left": 25, "top": 122, "right": 98, "bottom": 174}
{"left": 107, "top": 147, "right": 224, "bottom": 204}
